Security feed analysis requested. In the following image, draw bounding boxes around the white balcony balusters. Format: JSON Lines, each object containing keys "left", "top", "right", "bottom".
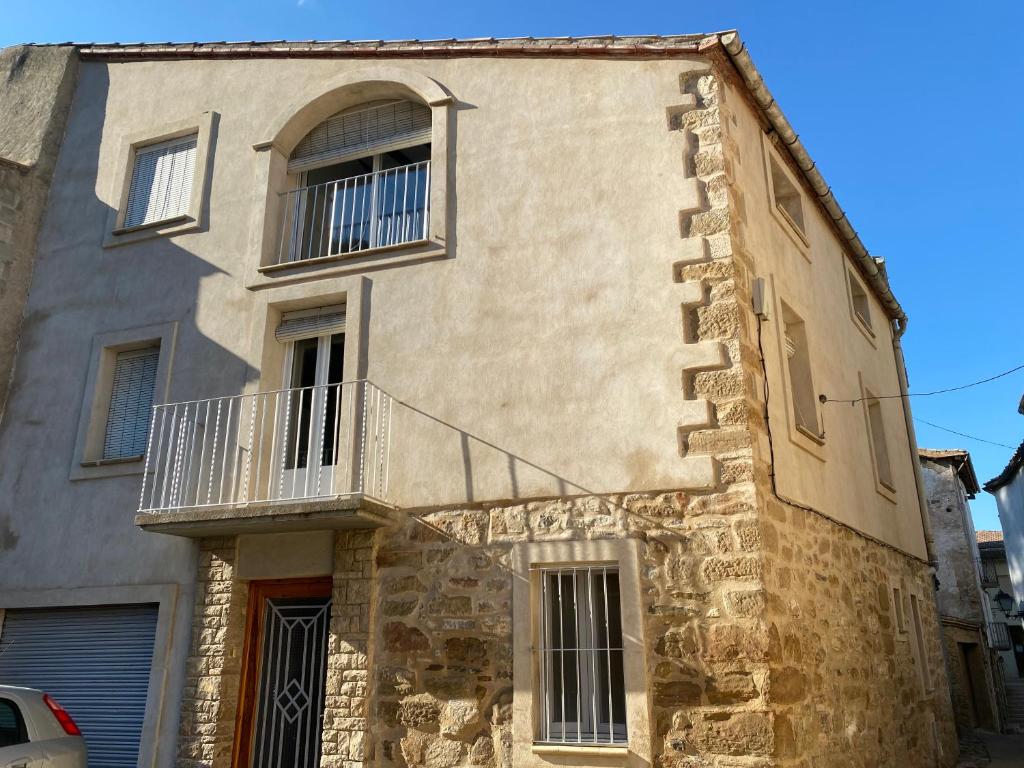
{"left": 138, "top": 380, "right": 393, "bottom": 513}
{"left": 277, "top": 160, "right": 430, "bottom": 264}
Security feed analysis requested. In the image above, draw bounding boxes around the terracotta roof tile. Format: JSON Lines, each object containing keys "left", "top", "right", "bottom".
{"left": 976, "top": 530, "right": 1004, "bottom": 544}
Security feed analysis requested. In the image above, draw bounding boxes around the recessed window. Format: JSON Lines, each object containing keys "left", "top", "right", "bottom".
{"left": 866, "top": 392, "right": 894, "bottom": 489}
{"left": 781, "top": 302, "right": 821, "bottom": 439}
{"left": 537, "top": 566, "right": 626, "bottom": 744}
{"left": 769, "top": 154, "right": 805, "bottom": 235}
{"left": 103, "top": 346, "right": 160, "bottom": 460}
{"left": 278, "top": 101, "right": 432, "bottom": 264}
{"left": 848, "top": 271, "right": 873, "bottom": 332}
{"left": 893, "top": 586, "right": 907, "bottom": 634}
{"left": 910, "top": 594, "right": 933, "bottom": 691}
{"left": 124, "top": 134, "right": 198, "bottom": 229}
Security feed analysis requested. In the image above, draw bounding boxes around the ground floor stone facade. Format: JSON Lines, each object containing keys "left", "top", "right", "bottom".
{"left": 173, "top": 486, "right": 958, "bottom": 768}
{"left": 940, "top": 619, "right": 1001, "bottom": 735}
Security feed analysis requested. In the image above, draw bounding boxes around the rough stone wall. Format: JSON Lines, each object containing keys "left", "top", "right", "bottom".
{"left": 940, "top": 622, "right": 998, "bottom": 733}
{"left": 372, "top": 488, "right": 774, "bottom": 768}
{"left": 321, "top": 530, "right": 376, "bottom": 768}
{"left": 920, "top": 459, "right": 984, "bottom": 623}
{"left": 176, "top": 538, "right": 248, "bottom": 768}
{"left": 757, "top": 497, "right": 958, "bottom": 766}
{"left": 0, "top": 46, "right": 77, "bottom": 424}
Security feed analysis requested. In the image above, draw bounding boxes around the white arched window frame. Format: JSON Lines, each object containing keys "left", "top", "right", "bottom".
{"left": 248, "top": 68, "right": 453, "bottom": 283}
{"left": 279, "top": 100, "right": 434, "bottom": 263}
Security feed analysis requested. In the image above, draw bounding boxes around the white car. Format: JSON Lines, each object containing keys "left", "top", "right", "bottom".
{"left": 0, "top": 686, "right": 86, "bottom": 768}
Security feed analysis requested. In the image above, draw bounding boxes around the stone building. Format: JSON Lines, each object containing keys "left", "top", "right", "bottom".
{"left": 918, "top": 449, "right": 1002, "bottom": 733}
{"left": 0, "top": 33, "right": 957, "bottom": 767}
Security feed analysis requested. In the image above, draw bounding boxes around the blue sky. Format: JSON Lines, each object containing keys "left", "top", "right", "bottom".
{"left": 5, "top": 1, "right": 1022, "bottom": 529}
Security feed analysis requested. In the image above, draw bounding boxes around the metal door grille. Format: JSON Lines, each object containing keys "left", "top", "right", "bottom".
{"left": 536, "top": 566, "right": 627, "bottom": 744}
{"left": 251, "top": 597, "right": 331, "bottom": 768}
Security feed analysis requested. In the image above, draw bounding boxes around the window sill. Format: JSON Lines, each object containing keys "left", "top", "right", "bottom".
{"left": 70, "top": 454, "right": 148, "bottom": 481}
{"left": 532, "top": 744, "right": 629, "bottom": 757}
{"left": 112, "top": 214, "right": 190, "bottom": 236}
{"left": 771, "top": 202, "right": 811, "bottom": 259}
{"left": 795, "top": 424, "right": 825, "bottom": 445}
{"left": 103, "top": 214, "right": 200, "bottom": 249}
{"left": 248, "top": 239, "right": 447, "bottom": 290}
{"left": 874, "top": 479, "right": 898, "bottom": 505}
{"left": 851, "top": 310, "right": 878, "bottom": 347}
{"left": 80, "top": 455, "right": 144, "bottom": 468}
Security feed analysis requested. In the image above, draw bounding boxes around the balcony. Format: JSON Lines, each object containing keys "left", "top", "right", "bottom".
{"left": 274, "top": 160, "right": 430, "bottom": 265}
{"left": 135, "top": 381, "right": 395, "bottom": 536}
{"left": 989, "top": 621, "right": 1012, "bottom": 651}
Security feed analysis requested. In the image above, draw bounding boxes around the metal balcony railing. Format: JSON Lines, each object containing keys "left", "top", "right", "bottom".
{"left": 276, "top": 160, "right": 430, "bottom": 264}
{"left": 989, "top": 621, "right": 1012, "bottom": 651}
{"left": 138, "top": 380, "right": 392, "bottom": 513}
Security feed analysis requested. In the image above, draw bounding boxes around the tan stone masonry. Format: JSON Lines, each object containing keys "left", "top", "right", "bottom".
{"left": 177, "top": 538, "right": 248, "bottom": 768}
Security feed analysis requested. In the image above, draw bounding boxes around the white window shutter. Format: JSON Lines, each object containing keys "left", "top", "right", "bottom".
{"left": 103, "top": 347, "right": 160, "bottom": 459}
{"left": 289, "top": 101, "right": 431, "bottom": 172}
{"left": 275, "top": 305, "right": 346, "bottom": 342}
{"left": 124, "top": 134, "right": 198, "bottom": 228}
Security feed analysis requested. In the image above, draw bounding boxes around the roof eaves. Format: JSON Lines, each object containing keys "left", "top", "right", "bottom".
{"left": 715, "top": 32, "right": 906, "bottom": 326}
{"left": 985, "top": 440, "right": 1024, "bottom": 493}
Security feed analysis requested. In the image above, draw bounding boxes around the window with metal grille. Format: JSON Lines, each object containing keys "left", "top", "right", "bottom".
{"left": 536, "top": 566, "right": 626, "bottom": 745}
{"left": 103, "top": 347, "right": 159, "bottom": 459}
{"left": 124, "top": 134, "right": 197, "bottom": 228}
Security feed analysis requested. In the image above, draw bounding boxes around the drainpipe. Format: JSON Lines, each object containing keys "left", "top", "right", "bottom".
{"left": 892, "top": 317, "right": 937, "bottom": 565}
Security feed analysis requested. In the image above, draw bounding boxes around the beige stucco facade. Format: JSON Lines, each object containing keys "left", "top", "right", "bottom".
{"left": 0, "top": 34, "right": 956, "bottom": 767}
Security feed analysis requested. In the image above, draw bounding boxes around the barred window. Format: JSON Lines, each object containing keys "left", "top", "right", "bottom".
{"left": 537, "top": 566, "right": 626, "bottom": 744}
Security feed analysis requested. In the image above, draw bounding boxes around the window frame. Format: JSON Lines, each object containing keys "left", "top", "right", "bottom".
{"left": 245, "top": 68, "right": 454, "bottom": 289}
{"left": 859, "top": 376, "right": 897, "bottom": 500}
{"left": 775, "top": 296, "right": 825, "bottom": 453}
{"left": 512, "top": 539, "right": 651, "bottom": 768}
{"left": 70, "top": 322, "right": 177, "bottom": 481}
{"left": 535, "top": 565, "right": 627, "bottom": 746}
{"left": 891, "top": 583, "right": 908, "bottom": 639}
{"left": 103, "top": 112, "right": 217, "bottom": 248}
{"left": 762, "top": 135, "right": 810, "bottom": 253}
{"left": 846, "top": 268, "right": 876, "bottom": 343}
{"left": 909, "top": 592, "right": 934, "bottom": 694}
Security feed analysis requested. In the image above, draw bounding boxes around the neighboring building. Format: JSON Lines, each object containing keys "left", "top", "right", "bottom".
{"left": 0, "top": 45, "right": 78, "bottom": 422}
{"left": 0, "top": 33, "right": 958, "bottom": 767}
{"left": 977, "top": 530, "right": 1024, "bottom": 732}
{"left": 919, "top": 449, "right": 1002, "bottom": 733}
{"left": 987, "top": 440, "right": 1024, "bottom": 616}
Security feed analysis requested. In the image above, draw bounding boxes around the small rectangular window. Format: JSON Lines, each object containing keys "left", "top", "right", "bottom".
{"left": 124, "top": 134, "right": 198, "bottom": 228}
{"left": 537, "top": 566, "right": 626, "bottom": 744}
{"left": 893, "top": 586, "right": 906, "bottom": 634}
{"left": 910, "top": 594, "right": 932, "bottom": 690}
{"left": 848, "top": 271, "right": 872, "bottom": 331}
{"left": 769, "top": 155, "right": 805, "bottom": 235}
{"left": 103, "top": 347, "right": 160, "bottom": 459}
{"left": 866, "top": 393, "right": 894, "bottom": 489}
{"left": 781, "top": 303, "right": 820, "bottom": 438}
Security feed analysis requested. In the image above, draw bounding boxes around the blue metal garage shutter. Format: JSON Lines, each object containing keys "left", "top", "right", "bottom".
{"left": 0, "top": 604, "right": 158, "bottom": 767}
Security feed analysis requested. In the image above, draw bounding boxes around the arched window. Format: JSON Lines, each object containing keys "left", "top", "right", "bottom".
{"left": 277, "top": 99, "right": 433, "bottom": 263}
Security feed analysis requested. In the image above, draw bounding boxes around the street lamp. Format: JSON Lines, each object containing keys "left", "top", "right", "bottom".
{"left": 994, "top": 590, "right": 1016, "bottom": 615}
